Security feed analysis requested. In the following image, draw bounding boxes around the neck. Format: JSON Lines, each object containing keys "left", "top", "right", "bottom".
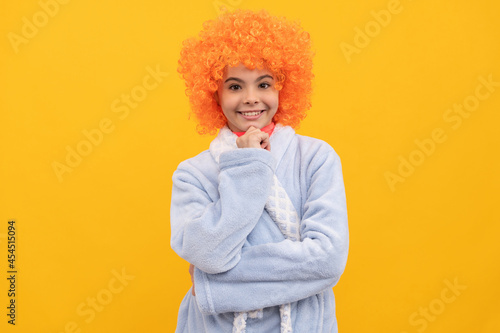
{"left": 233, "top": 122, "right": 276, "bottom": 137}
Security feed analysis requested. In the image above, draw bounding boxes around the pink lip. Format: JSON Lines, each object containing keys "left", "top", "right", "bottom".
{"left": 238, "top": 110, "right": 264, "bottom": 120}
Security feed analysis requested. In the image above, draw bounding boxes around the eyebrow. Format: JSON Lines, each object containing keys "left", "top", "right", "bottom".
{"left": 224, "top": 74, "right": 274, "bottom": 84}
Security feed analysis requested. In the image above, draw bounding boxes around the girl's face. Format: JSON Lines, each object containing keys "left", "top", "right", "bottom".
{"left": 215, "top": 63, "right": 279, "bottom": 132}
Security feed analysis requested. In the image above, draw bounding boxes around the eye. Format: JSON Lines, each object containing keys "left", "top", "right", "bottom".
{"left": 229, "top": 84, "right": 241, "bottom": 91}
{"left": 259, "top": 82, "right": 271, "bottom": 89}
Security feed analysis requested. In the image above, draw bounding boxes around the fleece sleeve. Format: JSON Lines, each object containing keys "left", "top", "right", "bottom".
{"left": 170, "top": 148, "right": 275, "bottom": 274}
{"left": 193, "top": 149, "right": 349, "bottom": 315}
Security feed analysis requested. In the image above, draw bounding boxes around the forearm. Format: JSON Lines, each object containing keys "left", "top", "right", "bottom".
{"left": 193, "top": 208, "right": 349, "bottom": 314}
{"left": 194, "top": 265, "right": 338, "bottom": 315}
{"left": 170, "top": 148, "right": 276, "bottom": 274}
{"left": 194, "top": 237, "right": 348, "bottom": 315}
{"left": 193, "top": 150, "right": 349, "bottom": 314}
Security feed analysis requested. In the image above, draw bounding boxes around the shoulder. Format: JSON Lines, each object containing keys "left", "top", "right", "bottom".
{"left": 176, "top": 149, "right": 213, "bottom": 170}
{"left": 272, "top": 125, "right": 340, "bottom": 161}
{"left": 292, "top": 134, "right": 345, "bottom": 186}
{"left": 173, "top": 150, "right": 218, "bottom": 184}
{"left": 294, "top": 133, "right": 341, "bottom": 163}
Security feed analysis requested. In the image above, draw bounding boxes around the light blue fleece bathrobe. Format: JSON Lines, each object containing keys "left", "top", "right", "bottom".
{"left": 170, "top": 125, "right": 349, "bottom": 332}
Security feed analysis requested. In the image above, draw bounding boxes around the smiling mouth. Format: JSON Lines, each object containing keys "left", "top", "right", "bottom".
{"left": 238, "top": 110, "right": 264, "bottom": 116}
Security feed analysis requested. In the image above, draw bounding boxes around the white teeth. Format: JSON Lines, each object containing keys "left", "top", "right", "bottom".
{"left": 240, "top": 111, "right": 262, "bottom": 116}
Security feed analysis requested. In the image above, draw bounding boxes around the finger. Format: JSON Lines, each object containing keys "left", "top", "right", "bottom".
{"left": 246, "top": 126, "right": 259, "bottom": 133}
{"left": 189, "top": 264, "right": 195, "bottom": 284}
{"left": 260, "top": 136, "right": 270, "bottom": 150}
{"left": 247, "top": 132, "right": 267, "bottom": 146}
{"left": 189, "top": 264, "right": 196, "bottom": 296}
{"left": 259, "top": 132, "right": 270, "bottom": 143}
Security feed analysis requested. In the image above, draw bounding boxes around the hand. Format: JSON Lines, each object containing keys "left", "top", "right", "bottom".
{"left": 236, "top": 126, "right": 271, "bottom": 151}
{"left": 189, "top": 263, "right": 196, "bottom": 296}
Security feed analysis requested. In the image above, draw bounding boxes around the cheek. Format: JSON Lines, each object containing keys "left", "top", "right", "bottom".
{"left": 268, "top": 94, "right": 279, "bottom": 109}
{"left": 221, "top": 94, "right": 238, "bottom": 109}
{"left": 220, "top": 98, "right": 240, "bottom": 118}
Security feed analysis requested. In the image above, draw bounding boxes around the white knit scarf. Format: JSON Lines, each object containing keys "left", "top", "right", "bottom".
{"left": 209, "top": 125, "right": 301, "bottom": 333}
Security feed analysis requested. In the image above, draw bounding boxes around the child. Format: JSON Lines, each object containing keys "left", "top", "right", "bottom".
{"left": 171, "top": 9, "right": 349, "bottom": 332}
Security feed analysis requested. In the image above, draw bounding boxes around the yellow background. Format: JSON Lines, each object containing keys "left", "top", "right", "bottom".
{"left": 1, "top": 0, "right": 499, "bottom": 332}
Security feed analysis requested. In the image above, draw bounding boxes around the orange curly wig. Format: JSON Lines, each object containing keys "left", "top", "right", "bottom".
{"left": 178, "top": 9, "right": 315, "bottom": 135}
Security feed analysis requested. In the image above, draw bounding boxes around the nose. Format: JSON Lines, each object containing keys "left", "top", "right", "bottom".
{"left": 244, "top": 87, "right": 259, "bottom": 105}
